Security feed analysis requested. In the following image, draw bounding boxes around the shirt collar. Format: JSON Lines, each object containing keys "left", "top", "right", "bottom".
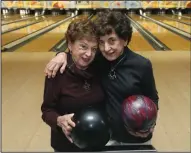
{"left": 66, "top": 53, "right": 94, "bottom": 80}
{"left": 110, "top": 46, "right": 130, "bottom": 65}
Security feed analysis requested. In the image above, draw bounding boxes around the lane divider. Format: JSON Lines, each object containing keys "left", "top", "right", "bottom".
{"left": 2, "top": 15, "right": 77, "bottom": 52}
{"left": 126, "top": 14, "right": 171, "bottom": 51}
{"left": 2, "top": 18, "right": 46, "bottom": 34}
{"left": 142, "top": 15, "right": 191, "bottom": 41}
{"left": 159, "top": 14, "right": 191, "bottom": 26}
{"left": 2, "top": 15, "right": 43, "bottom": 25}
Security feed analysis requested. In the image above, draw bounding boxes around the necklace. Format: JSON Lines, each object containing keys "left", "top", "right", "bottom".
{"left": 67, "top": 62, "right": 75, "bottom": 70}
{"left": 67, "top": 62, "right": 91, "bottom": 91}
{"left": 83, "top": 80, "right": 91, "bottom": 91}
{"left": 108, "top": 54, "right": 126, "bottom": 80}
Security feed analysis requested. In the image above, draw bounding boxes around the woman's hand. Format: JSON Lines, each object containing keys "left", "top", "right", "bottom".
{"left": 57, "top": 113, "right": 75, "bottom": 143}
{"left": 45, "top": 52, "right": 68, "bottom": 78}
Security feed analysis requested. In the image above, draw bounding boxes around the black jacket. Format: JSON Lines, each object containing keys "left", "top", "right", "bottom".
{"left": 95, "top": 47, "right": 159, "bottom": 143}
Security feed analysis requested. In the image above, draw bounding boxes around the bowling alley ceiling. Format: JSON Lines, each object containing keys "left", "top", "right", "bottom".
{"left": 1, "top": 1, "right": 191, "bottom": 9}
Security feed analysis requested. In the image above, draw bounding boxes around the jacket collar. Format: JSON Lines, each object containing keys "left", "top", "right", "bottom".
{"left": 66, "top": 53, "right": 94, "bottom": 80}
{"left": 110, "top": 46, "right": 131, "bottom": 66}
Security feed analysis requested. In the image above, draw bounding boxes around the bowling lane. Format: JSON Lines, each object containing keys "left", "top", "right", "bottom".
{"left": 14, "top": 15, "right": 89, "bottom": 52}
{"left": 130, "top": 14, "right": 190, "bottom": 51}
{"left": 183, "top": 14, "right": 191, "bottom": 18}
{"left": 181, "top": 14, "right": 191, "bottom": 18}
{"left": 148, "top": 15, "right": 190, "bottom": 33}
{"left": 165, "top": 15, "right": 191, "bottom": 24}
{"left": 2, "top": 15, "right": 31, "bottom": 24}
{"left": 2, "top": 16, "right": 44, "bottom": 32}
{"left": 2, "top": 14, "right": 23, "bottom": 22}
{"left": 128, "top": 27, "right": 155, "bottom": 51}
{"left": 2, "top": 15, "right": 69, "bottom": 46}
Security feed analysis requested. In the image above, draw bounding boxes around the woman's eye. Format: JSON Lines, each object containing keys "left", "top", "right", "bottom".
{"left": 92, "top": 48, "right": 97, "bottom": 53}
{"left": 99, "top": 41, "right": 104, "bottom": 45}
{"left": 109, "top": 39, "right": 115, "bottom": 44}
{"left": 80, "top": 45, "right": 87, "bottom": 49}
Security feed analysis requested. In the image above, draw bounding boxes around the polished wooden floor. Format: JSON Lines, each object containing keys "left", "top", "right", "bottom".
{"left": 2, "top": 51, "right": 190, "bottom": 152}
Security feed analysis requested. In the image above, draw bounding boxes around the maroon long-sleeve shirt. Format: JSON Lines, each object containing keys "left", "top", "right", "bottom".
{"left": 41, "top": 54, "right": 105, "bottom": 151}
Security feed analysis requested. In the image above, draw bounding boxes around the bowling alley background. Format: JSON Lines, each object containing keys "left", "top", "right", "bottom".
{"left": 1, "top": 1, "right": 191, "bottom": 9}
{"left": 1, "top": 0, "right": 190, "bottom": 152}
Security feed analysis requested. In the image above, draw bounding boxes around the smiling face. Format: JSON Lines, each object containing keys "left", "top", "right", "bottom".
{"left": 68, "top": 38, "right": 98, "bottom": 70}
{"left": 65, "top": 19, "right": 98, "bottom": 69}
{"left": 99, "top": 29, "right": 126, "bottom": 61}
{"left": 94, "top": 10, "right": 133, "bottom": 61}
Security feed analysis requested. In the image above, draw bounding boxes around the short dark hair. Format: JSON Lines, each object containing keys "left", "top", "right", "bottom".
{"left": 65, "top": 19, "right": 98, "bottom": 44}
{"left": 95, "top": 10, "right": 133, "bottom": 45}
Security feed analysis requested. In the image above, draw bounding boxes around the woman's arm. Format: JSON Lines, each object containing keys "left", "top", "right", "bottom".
{"left": 44, "top": 50, "right": 107, "bottom": 78}
{"left": 41, "top": 76, "right": 61, "bottom": 131}
{"left": 141, "top": 59, "right": 159, "bottom": 109}
{"left": 44, "top": 52, "right": 68, "bottom": 78}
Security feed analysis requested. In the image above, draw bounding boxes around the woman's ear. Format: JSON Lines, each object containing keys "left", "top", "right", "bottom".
{"left": 124, "top": 40, "right": 128, "bottom": 47}
{"left": 68, "top": 41, "right": 72, "bottom": 53}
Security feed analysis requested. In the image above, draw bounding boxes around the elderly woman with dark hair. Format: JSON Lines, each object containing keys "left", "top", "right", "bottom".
{"left": 44, "top": 10, "right": 159, "bottom": 145}
{"left": 41, "top": 19, "right": 106, "bottom": 152}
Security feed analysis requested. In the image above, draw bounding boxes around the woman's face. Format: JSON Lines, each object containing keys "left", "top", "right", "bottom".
{"left": 98, "top": 29, "right": 126, "bottom": 61}
{"left": 68, "top": 38, "right": 98, "bottom": 70}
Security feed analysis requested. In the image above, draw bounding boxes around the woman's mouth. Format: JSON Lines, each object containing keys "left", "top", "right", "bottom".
{"left": 106, "top": 52, "right": 115, "bottom": 56}
{"left": 82, "top": 57, "right": 91, "bottom": 62}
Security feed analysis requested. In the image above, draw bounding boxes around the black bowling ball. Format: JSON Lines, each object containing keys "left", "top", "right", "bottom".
{"left": 70, "top": 107, "right": 110, "bottom": 150}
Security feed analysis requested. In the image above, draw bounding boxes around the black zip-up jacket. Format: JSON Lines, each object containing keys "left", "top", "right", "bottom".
{"left": 94, "top": 47, "right": 159, "bottom": 143}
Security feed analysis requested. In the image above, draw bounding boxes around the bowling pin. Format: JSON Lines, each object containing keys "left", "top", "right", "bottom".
{"left": 75, "top": 10, "right": 78, "bottom": 15}
{"left": 178, "top": 11, "right": 182, "bottom": 16}
{"left": 172, "top": 10, "right": 175, "bottom": 15}
{"left": 42, "top": 10, "right": 45, "bottom": 15}
{"left": 139, "top": 9, "right": 143, "bottom": 15}
{"left": 35, "top": 12, "right": 38, "bottom": 17}
{"left": 3, "top": 9, "right": 6, "bottom": 15}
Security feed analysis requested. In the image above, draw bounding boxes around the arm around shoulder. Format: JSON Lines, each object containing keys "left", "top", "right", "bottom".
{"left": 45, "top": 51, "right": 68, "bottom": 78}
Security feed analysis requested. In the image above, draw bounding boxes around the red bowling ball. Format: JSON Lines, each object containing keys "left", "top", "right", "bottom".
{"left": 122, "top": 95, "right": 158, "bottom": 133}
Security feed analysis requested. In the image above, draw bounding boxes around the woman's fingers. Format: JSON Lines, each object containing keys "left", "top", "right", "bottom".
{"left": 67, "top": 119, "right": 75, "bottom": 128}
{"left": 58, "top": 113, "right": 76, "bottom": 143}
{"left": 66, "top": 135, "right": 73, "bottom": 143}
{"left": 65, "top": 125, "right": 72, "bottom": 131}
{"left": 62, "top": 126, "right": 73, "bottom": 143}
